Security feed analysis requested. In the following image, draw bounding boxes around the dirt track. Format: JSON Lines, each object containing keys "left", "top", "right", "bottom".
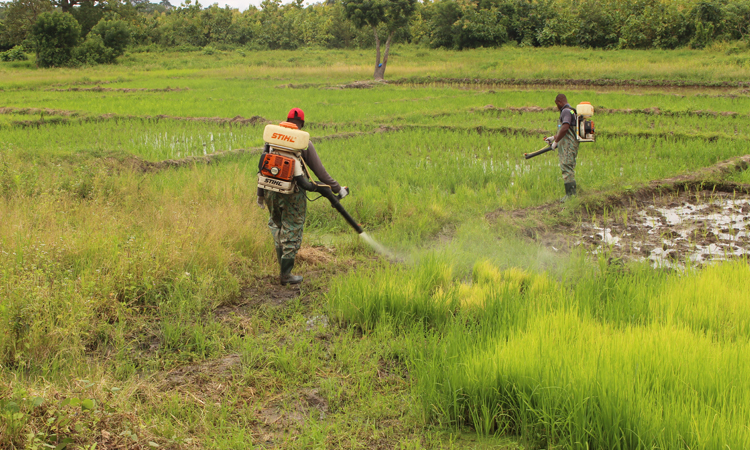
{"left": 478, "top": 105, "right": 743, "bottom": 118}
{"left": 390, "top": 76, "right": 750, "bottom": 90}
{"left": 46, "top": 86, "right": 188, "bottom": 93}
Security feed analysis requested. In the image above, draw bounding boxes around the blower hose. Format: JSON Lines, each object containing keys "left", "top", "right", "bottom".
{"left": 294, "top": 175, "right": 364, "bottom": 234}
{"left": 524, "top": 145, "right": 553, "bottom": 160}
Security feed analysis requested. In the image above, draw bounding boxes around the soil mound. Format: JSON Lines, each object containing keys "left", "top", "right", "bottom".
{"left": 391, "top": 76, "right": 750, "bottom": 91}
{"left": 47, "top": 86, "right": 188, "bottom": 93}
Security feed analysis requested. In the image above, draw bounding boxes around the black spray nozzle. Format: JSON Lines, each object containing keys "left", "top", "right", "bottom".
{"left": 524, "top": 145, "right": 553, "bottom": 160}
{"left": 294, "top": 175, "right": 363, "bottom": 234}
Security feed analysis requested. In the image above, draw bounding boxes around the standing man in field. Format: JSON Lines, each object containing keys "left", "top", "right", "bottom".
{"left": 546, "top": 94, "right": 579, "bottom": 202}
{"left": 257, "top": 108, "right": 348, "bottom": 286}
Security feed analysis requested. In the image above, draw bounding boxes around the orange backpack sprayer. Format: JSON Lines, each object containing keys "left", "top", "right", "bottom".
{"left": 524, "top": 102, "right": 596, "bottom": 159}
{"left": 257, "top": 122, "right": 364, "bottom": 234}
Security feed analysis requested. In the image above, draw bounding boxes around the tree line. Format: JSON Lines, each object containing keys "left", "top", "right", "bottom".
{"left": 1, "top": 0, "right": 749, "bottom": 68}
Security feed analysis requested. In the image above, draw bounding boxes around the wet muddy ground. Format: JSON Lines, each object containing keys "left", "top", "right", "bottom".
{"left": 578, "top": 190, "right": 750, "bottom": 268}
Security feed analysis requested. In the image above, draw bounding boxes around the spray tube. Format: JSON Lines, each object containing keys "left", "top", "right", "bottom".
{"left": 524, "top": 145, "right": 553, "bottom": 160}
{"left": 294, "top": 175, "right": 364, "bottom": 234}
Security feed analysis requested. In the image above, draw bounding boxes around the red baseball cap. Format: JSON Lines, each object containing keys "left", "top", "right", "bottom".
{"left": 287, "top": 108, "right": 305, "bottom": 122}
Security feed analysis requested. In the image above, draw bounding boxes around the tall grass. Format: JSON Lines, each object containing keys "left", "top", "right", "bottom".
{"left": 0, "top": 161, "right": 268, "bottom": 375}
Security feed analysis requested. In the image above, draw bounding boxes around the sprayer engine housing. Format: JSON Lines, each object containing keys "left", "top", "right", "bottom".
{"left": 578, "top": 118, "right": 595, "bottom": 142}
{"left": 258, "top": 148, "right": 306, "bottom": 194}
{"left": 575, "top": 102, "right": 595, "bottom": 143}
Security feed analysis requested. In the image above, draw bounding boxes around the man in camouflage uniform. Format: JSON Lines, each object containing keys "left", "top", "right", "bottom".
{"left": 257, "top": 108, "right": 348, "bottom": 285}
{"left": 546, "top": 94, "right": 579, "bottom": 202}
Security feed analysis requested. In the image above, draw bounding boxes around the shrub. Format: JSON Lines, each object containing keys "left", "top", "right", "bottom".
{"left": 72, "top": 33, "right": 115, "bottom": 65}
{"left": 30, "top": 11, "right": 80, "bottom": 67}
{"left": 89, "top": 19, "right": 131, "bottom": 57}
{"left": 72, "top": 19, "right": 131, "bottom": 65}
{"left": 0, "top": 45, "right": 28, "bottom": 62}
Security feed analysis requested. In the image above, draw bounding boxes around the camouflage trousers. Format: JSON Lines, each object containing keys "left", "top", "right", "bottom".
{"left": 263, "top": 189, "right": 307, "bottom": 260}
{"left": 557, "top": 137, "right": 579, "bottom": 184}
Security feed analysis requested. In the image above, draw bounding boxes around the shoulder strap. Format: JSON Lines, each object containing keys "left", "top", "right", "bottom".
{"left": 560, "top": 105, "right": 577, "bottom": 124}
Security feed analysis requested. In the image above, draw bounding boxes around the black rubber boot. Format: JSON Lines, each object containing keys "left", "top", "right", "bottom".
{"left": 275, "top": 247, "right": 283, "bottom": 264}
{"left": 561, "top": 181, "right": 577, "bottom": 203}
{"left": 280, "top": 258, "right": 303, "bottom": 286}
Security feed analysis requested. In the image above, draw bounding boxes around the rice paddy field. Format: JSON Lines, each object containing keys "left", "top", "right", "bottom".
{"left": 1, "top": 44, "right": 750, "bottom": 449}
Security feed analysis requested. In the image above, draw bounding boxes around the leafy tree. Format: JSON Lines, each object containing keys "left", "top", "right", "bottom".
{"left": 426, "top": 0, "right": 461, "bottom": 48}
{"left": 70, "top": 0, "right": 105, "bottom": 36}
{"left": 90, "top": 18, "right": 130, "bottom": 55}
{"left": 722, "top": 0, "right": 750, "bottom": 40}
{"left": 254, "top": 0, "right": 305, "bottom": 49}
{"left": 450, "top": 1, "right": 507, "bottom": 49}
{"left": 31, "top": 10, "right": 80, "bottom": 67}
{"left": 51, "top": 0, "right": 89, "bottom": 13}
{"left": 158, "top": 0, "right": 206, "bottom": 47}
{"left": 343, "top": 0, "right": 416, "bottom": 80}
{"left": 0, "top": 0, "right": 53, "bottom": 48}
{"left": 200, "top": 4, "right": 234, "bottom": 43}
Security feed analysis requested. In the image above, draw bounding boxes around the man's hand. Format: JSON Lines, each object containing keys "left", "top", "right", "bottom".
{"left": 257, "top": 196, "right": 265, "bottom": 209}
{"left": 339, "top": 186, "right": 349, "bottom": 200}
{"left": 551, "top": 140, "right": 558, "bottom": 150}
{"left": 545, "top": 136, "right": 555, "bottom": 145}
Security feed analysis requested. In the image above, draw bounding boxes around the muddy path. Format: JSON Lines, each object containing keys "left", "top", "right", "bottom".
{"left": 488, "top": 155, "right": 750, "bottom": 268}
{"left": 477, "top": 105, "right": 745, "bottom": 118}
{"left": 111, "top": 147, "right": 263, "bottom": 172}
{"left": 275, "top": 77, "right": 750, "bottom": 93}
{"left": 46, "top": 86, "right": 189, "bottom": 93}
{"left": 184, "top": 245, "right": 369, "bottom": 446}
{"left": 390, "top": 76, "right": 750, "bottom": 92}
{"left": 276, "top": 80, "right": 383, "bottom": 90}
{"left": 0, "top": 107, "right": 272, "bottom": 128}
{"left": 4, "top": 105, "right": 748, "bottom": 147}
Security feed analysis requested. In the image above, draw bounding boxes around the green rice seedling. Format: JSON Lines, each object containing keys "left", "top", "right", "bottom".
{"left": 651, "top": 260, "right": 750, "bottom": 342}
{"left": 422, "top": 310, "right": 750, "bottom": 449}
{"left": 328, "top": 256, "right": 456, "bottom": 330}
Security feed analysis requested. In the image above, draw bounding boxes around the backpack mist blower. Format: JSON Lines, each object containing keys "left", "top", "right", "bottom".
{"left": 524, "top": 102, "right": 596, "bottom": 159}
{"left": 257, "top": 122, "right": 363, "bottom": 234}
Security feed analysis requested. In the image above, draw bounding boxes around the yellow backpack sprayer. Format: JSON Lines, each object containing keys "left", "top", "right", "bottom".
{"left": 257, "top": 122, "right": 364, "bottom": 234}
{"left": 524, "top": 102, "right": 596, "bottom": 159}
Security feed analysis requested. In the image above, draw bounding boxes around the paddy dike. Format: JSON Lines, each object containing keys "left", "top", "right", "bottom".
{"left": 390, "top": 76, "right": 750, "bottom": 95}
{"left": 489, "top": 155, "right": 750, "bottom": 268}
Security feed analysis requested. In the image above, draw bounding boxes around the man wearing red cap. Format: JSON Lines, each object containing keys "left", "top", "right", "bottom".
{"left": 257, "top": 108, "right": 348, "bottom": 286}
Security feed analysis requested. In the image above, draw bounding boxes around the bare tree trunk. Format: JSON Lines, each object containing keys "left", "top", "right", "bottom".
{"left": 374, "top": 30, "right": 394, "bottom": 81}
{"left": 373, "top": 27, "right": 382, "bottom": 80}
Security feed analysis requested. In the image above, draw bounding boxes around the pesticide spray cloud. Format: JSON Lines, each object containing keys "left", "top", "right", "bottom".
{"left": 359, "top": 232, "right": 400, "bottom": 261}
